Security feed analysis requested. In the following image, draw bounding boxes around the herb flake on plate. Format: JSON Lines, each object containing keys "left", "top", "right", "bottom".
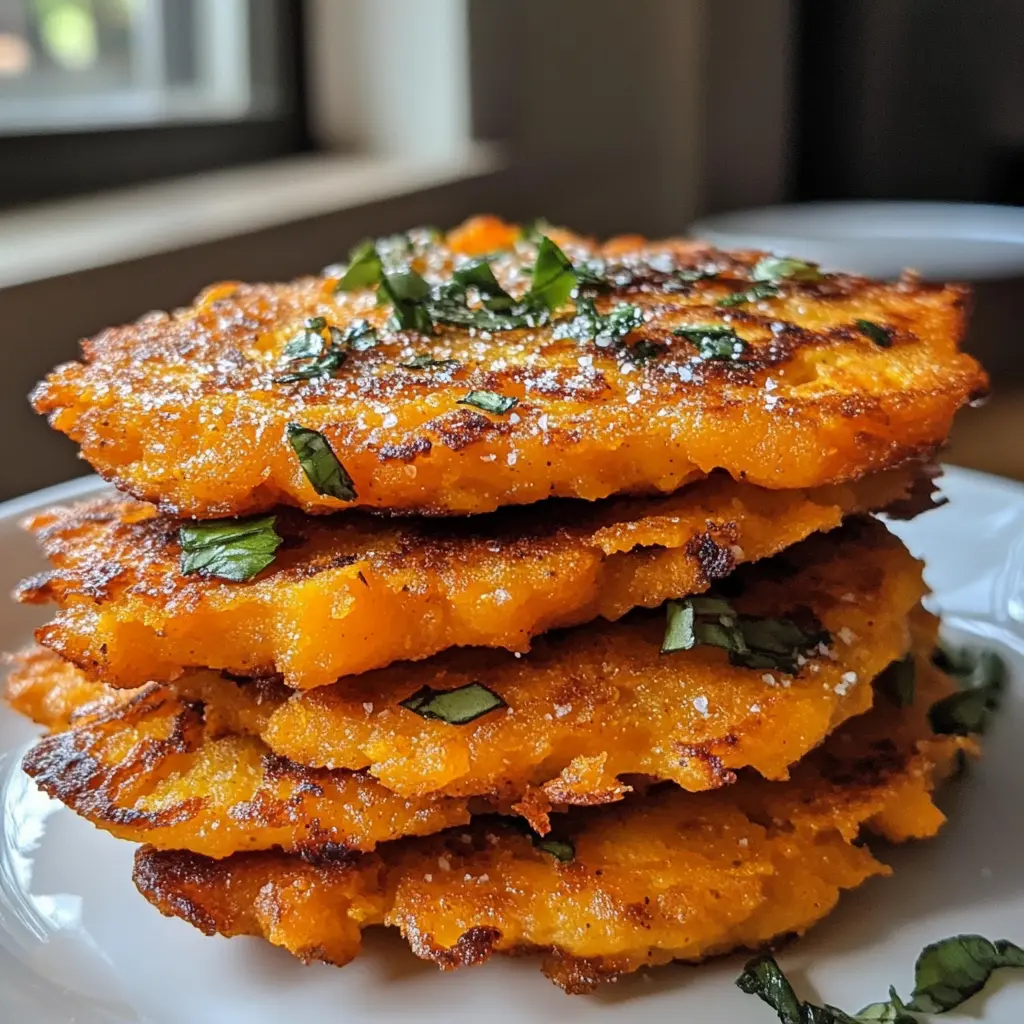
{"left": 286, "top": 423, "right": 358, "bottom": 501}
{"left": 737, "top": 934, "right": 1024, "bottom": 1022}
{"left": 928, "top": 644, "right": 1007, "bottom": 735}
{"left": 179, "top": 515, "right": 282, "bottom": 583}
{"left": 399, "top": 682, "right": 507, "bottom": 725}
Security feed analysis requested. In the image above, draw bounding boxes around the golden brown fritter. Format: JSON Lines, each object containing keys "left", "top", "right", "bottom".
{"left": 132, "top": 652, "right": 970, "bottom": 993}
{"left": 31, "top": 216, "right": 984, "bottom": 517}
{"left": 18, "top": 466, "right": 920, "bottom": 690}
{"left": 11, "top": 521, "right": 928, "bottom": 835}
{"left": 17, "top": 680, "right": 481, "bottom": 858}
{"left": 180, "top": 521, "right": 926, "bottom": 826}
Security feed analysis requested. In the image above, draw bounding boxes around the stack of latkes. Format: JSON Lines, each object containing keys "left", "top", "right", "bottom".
{"left": 6, "top": 217, "right": 994, "bottom": 993}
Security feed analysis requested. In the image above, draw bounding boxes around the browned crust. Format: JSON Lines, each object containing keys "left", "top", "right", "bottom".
{"left": 17, "top": 464, "right": 927, "bottom": 690}
{"left": 130, "top": 650, "right": 972, "bottom": 991}
{"left": 30, "top": 218, "right": 986, "bottom": 517}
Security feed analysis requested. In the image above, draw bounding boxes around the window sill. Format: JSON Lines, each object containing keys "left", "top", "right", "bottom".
{"left": 0, "top": 144, "right": 503, "bottom": 290}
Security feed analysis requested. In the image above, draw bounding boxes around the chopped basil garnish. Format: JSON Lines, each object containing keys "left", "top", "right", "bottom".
{"left": 401, "top": 354, "right": 460, "bottom": 370}
{"left": 928, "top": 644, "right": 1007, "bottom": 735}
{"left": 661, "top": 599, "right": 696, "bottom": 654}
{"left": 277, "top": 319, "right": 377, "bottom": 383}
{"left": 738, "top": 955, "right": 909, "bottom": 1023}
{"left": 717, "top": 281, "right": 781, "bottom": 307}
{"left": 346, "top": 319, "right": 378, "bottom": 351}
{"left": 534, "top": 838, "right": 574, "bottom": 862}
{"left": 673, "top": 324, "right": 746, "bottom": 361}
{"left": 282, "top": 326, "right": 327, "bottom": 361}
{"left": 905, "top": 935, "right": 1024, "bottom": 1013}
{"left": 286, "top": 423, "right": 357, "bottom": 501}
{"left": 752, "top": 255, "right": 822, "bottom": 283}
{"left": 876, "top": 655, "right": 915, "bottom": 708}
{"left": 661, "top": 595, "right": 826, "bottom": 674}
{"left": 179, "top": 516, "right": 282, "bottom": 583}
{"left": 855, "top": 319, "right": 894, "bottom": 348}
{"left": 450, "top": 259, "right": 516, "bottom": 311}
{"left": 553, "top": 297, "right": 644, "bottom": 345}
{"left": 335, "top": 239, "right": 383, "bottom": 291}
{"left": 525, "top": 236, "right": 577, "bottom": 312}
{"left": 738, "top": 936, "right": 1024, "bottom": 1023}
{"left": 378, "top": 268, "right": 433, "bottom": 333}
{"left": 399, "top": 682, "right": 506, "bottom": 725}
{"left": 458, "top": 390, "right": 518, "bottom": 415}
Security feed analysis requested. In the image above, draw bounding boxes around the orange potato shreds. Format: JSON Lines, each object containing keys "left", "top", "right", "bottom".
{"left": 31, "top": 218, "right": 985, "bottom": 518}
{"left": 18, "top": 682, "right": 482, "bottom": 859}
{"left": 18, "top": 465, "right": 922, "bottom": 691}
{"left": 132, "top": 653, "right": 970, "bottom": 993}
{"left": 169, "top": 520, "right": 924, "bottom": 823}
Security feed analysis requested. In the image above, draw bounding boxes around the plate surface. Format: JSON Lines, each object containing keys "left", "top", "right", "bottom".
{"left": 0, "top": 468, "right": 1022, "bottom": 1023}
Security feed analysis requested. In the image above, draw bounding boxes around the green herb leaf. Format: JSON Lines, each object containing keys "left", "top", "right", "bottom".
{"left": 553, "top": 297, "right": 644, "bottom": 345}
{"left": 401, "top": 354, "right": 460, "bottom": 370}
{"left": 179, "top": 516, "right": 282, "bottom": 583}
{"left": 753, "top": 255, "right": 822, "bottom": 283}
{"left": 534, "top": 838, "right": 575, "bottom": 862}
{"left": 718, "top": 281, "right": 781, "bottom": 307}
{"left": 661, "top": 596, "right": 826, "bottom": 674}
{"left": 876, "top": 655, "right": 916, "bottom": 708}
{"left": 856, "top": 988, "right": 916, "bottom": 1023}
{"left": 276, "top": 319, "right": 377, "bottom": 383}
{"left": 907, "top": 935, "right": 1024, "bottom": 1013}
{"left": 737, "top": 956, "right": 903, "bottom": 1024}
{"left": 673, "top": 324, "right": 747, "bottom": 361}
{"left": 345, "top": 318, "right": 378, "bottom": 351}
{"left": 399, "top": 682, "right": 507, "bottom": 725}
{"left": 286, "top": 423, "right": 358, "bottom": 501}
{"left": 661, "top": 599, "right": 696, "bottom": 653}
{"left": 855, "top": 319, "right": 894, "bottom": 348}
{"left": 276, "top": 348, "right": 347, "bottom": 383}
{"left": 525, "top": 236, "right": 577, "bottom": 312}
{"left": 378, "top": 269, "right": 433, "bottom": 333}
{"left": 458, "top": 390, "right": 518, "bottom": 415}
{"left": 735, "top": 954, "right": 807, "bottom": 1023}
{"left": 928, "top": 645, "right": 1007, "bottom": 734}
{"left": 451, "top": 259, "right": 516, "bottom": 311}
{"left": 738, "top": 937, "right": 1024, "bottom": 1023}
{"left": 336, "top": 239, "right": 383, "bottom": 291}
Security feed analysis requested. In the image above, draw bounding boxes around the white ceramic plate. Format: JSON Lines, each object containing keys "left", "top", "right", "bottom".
{"left": 689, "top": 201, "right": 1024, "bottom": 280}
{"left": 1, "top": 469, "right": 1022, "bottom": 1023}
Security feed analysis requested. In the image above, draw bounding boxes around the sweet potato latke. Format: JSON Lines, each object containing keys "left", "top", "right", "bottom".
{"left": 10, "top": 521, "right": 927, "bottom": 837}
{"left": 19, "top": 466, "right": 919, "bottom": 690}
{"left": 14, "top": 675, "right": 481, "bottom": 858}
{"left": 31, "top": 216, "right": 985, "bottom": 517}
{"left": 131, "top": 652, "right": 969, "bottom": 993}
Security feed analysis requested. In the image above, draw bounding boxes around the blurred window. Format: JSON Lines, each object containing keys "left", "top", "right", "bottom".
{"left": 0, "top": 0, "right": 304, "bottom": 206}
{"left": 0, "top": 0, "right": 281, "bottom": 134}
